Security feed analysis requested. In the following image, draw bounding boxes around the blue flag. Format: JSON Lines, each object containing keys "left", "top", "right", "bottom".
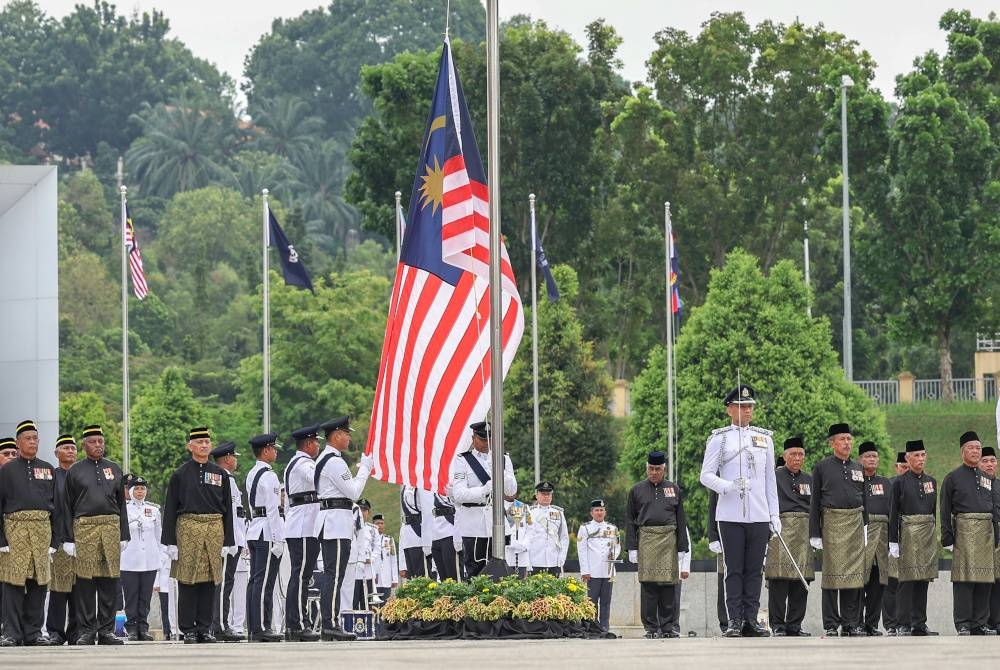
{"left": 536, "top": 240, "right": 560, "bottom": 302}
{"left": 268, "top": 210, "right": 313, "bottom": 293}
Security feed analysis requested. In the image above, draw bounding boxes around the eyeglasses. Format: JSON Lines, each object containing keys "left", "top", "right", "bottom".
{"left": 0, "top": 450, "right": 17, "bottom": 457}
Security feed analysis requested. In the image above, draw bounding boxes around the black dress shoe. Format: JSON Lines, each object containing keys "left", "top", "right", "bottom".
{"left": 23, "top": 637, "right": 49, "bottom": 646}
{"left": 127, "top": 633, "right": 138, "bottom": 642}
{"left": 248, "top": 630, "right": 282, "bottom": 642}
{"left": 823, "top": 628, "right": 839, "bottom": 637}
{"left": 661, "top": 630, "right": 680, "bottom": 639}
{"left": 723, "top": 620, "right": 744, "bottom": 638}
{"left": 138, "top": 632, "right": 155, "bottom": 641}
{"left": 844, "top": 626, "right": 866, "bottom": 637}
{"left": 97, "top": 632, "right": 125, "bottom": 645}
{"left": 286, "top": 628, "right": 320, "bottom": 642}
{"left": 0, "top": 636, "right": 16, "bottom": 647}
{"left": 772, "top": 628, "right": 787, "bottom": 637}
{"left": 643, "top": 630, "right": 660, "bottom": 639}
{"left": 884, "top": 627, "right": 897, "bottom": 636}
{"left": 754, "top": 622, "right": 769, "bottom": 637}
{"left": 321, "top": 627, "right": 357, "bottom": 642}
{"left": 792, "top": 629, "right": 811, "bottom": 637}
{"left": 198, "top": 632, "right": 218, "bottom": 643}
{"left": 896, "top": 626, "right": 911, "bottom": 636}
{"left": 866, "top": 627, "right": 883, "bottom": 636}
{"left": 76, "top": 633, "right": 96, "bottom": 645}
{"left": 974, "top": 625, "right": 997, "bottom": 636}
{"left": 47, "top": 635, "right": 66, "bottom": 646}
{"left": 216, "top": 628, "right": 245, "bottom": 642}
{"left": 183, "top": 632, "right": 199, "bottom": 644}
{"left": 958, "top": 625, "right": 972, "bottom": 636}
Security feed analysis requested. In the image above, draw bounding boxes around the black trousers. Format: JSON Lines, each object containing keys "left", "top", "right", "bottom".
{"left": 718, "top": 521, "right": 769, "bottom": 623}
{"left": 863, "top": 564, "right": 884, "bottom": 629}
{"left": 897, "top": 580, "right": 929, "bottom": 630}
{"left": 320, "top": 538, "right": 351, "bottom": 630}
{"left": 462, "top": 537, "right": 494, "bottom": 578}
{"left": 767, "top": 578, "right": 808, "bottom": 632}
{"left": 716, "top": 571, "right": 728, "bottom": 632}
{"left": 178, "top": 582, "right": 215, "bottom": 635}
{"left": 533, "top": 566, "right": 562, "bottom": 577}
{"left": 403, "top": 546, "right": 431, "bottom": 577}
{"left": 3, "top": 580, "right": 47, "bottom": 642}
{"left": 821, "top": 588, "right": 862, "bottom": 631}
{"left": 121, "top": 570, "right": 157, "bottom": 633}
{"left": 159, "top": 591, "right": 172, "bottom": 638}
{"left": 73, "top": 576, "right": 118, "bottom": 637}
{"left": 432, "top": 537, "right": 462, "bottom": 581}
{"left": 991, "top": 580, "right": 1000, "bottom": 630}
{"left": 883, "top": 577, "right": 899, "bottom": 629}
{"left": 954, "top": 581, "right": 991, "bottom": 629}
{"left": 247, "top": 540, "right": 280, "bottom": 634}
{"left": 286, "top": 537, "right": 320, "bottom": 631}
{"left": 587, "top": 577, "right": 613, "bottom": 631}
{"left": 352, "top": 578, "right": 374, "bottom": 609}
{"left": 211, "top": 550, "right": 240, "bottom": 633}
{"left": 46, "top": 589, "right": 78, "bottom": 642}
{"left": 666, "top": 580, "right": 682, "bottom": 633}
{"left": 639, "top": 582, "right": 675, "bottom": 633}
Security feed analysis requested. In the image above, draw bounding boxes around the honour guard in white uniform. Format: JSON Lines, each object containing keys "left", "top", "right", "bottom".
{"left": 420, "top": 489, "right": 462, "bottom": 581}
{"left": 447, "top": 422, "right": 517, "bottom": 578}
{"left": 245, "top": 433, "right": 285, "bottom": 642}
{"left": 314, "top": 416, "right": 372, "bottom": 641}
{"left": 505, "top": 499, "right": 531, "bottom": 577}
{"left": 372, "top": 514, "right": 398, "bottom": 601}
{"left": 120, "top": 477, "right": 162, "bottom": 641}
{"left": 283, "top": 425, "right": 322, "bottom": 641}
{"left": 399, "top": 485, "right": 431, "bottom": 578}
{"left": 210, "top": 442, "right": 246, "bottom": 641}
{"left": 577, "top": 499, "right": 620, "bottom": 632}
{"left": 526, "top": 482, "right": 569, "bottom": 576}
{"left": 341, "top": 500, "right": 377, "bottom": 611}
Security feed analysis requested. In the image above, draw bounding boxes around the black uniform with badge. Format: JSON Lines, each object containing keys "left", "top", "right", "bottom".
{"left": 882, "top": 451, "right": 908, "bottom": 634}
{"left": 46, "top": 435, "right": 79, "bottom": 646}
{"left": 860, "top": 442, "right": 892, "bottom": 635}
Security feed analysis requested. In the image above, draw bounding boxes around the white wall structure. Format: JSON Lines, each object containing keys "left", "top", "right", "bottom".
{"left": 0, "top": 165, "right": 59, "bottom": 460}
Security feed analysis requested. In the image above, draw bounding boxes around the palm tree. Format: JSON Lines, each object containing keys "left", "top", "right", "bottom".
{"left": 286, "top": 138, "right": 360, "bottom": 254}
{"left": 248, "top": 96, "right": 325, "bottom": 165}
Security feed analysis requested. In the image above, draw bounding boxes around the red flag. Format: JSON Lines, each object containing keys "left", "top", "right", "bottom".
{"left": 125, "top": 206, "right": 149, "bottom": 300}
{"left": 366, "top": 41, "right": 524, "bottom": 493}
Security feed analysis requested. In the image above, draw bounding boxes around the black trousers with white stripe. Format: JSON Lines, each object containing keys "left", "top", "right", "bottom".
{"left": 246, "top": 540, "right": 280, "bottom": 634}
{"left": 286, "top": 537, "right": 320, "bottom": 631}
{"left": 320, "top": 538, "right": 351, "bottom": 630}
{"left": 211, "top": 550, "right": 239, "bottom": 634}
{"left": 717, "top": 521, "right": 770, "bottom": 624}
{"left": 403, "top": 546, "right": 431, "bottom": 577}
{"left": 432, "top": 537, "right": 462, "bottom": 582}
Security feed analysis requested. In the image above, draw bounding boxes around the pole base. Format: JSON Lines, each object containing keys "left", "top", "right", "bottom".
{"left": 483, "top": 557, "right": 510, "bottom": 581}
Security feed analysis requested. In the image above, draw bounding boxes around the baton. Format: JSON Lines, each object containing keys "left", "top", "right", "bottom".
{"left": 771, "top": 529, "right": 810, "bottom": 589}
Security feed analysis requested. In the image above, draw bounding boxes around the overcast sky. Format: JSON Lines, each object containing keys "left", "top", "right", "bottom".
{"left": 20, "top": 1, "right": 1000, "bottom": 99}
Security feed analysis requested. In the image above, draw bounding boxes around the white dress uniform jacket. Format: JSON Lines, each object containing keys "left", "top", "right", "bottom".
{"left": 700, "top": 424, "right": 779, "bottom": 523}
{"left": 504, "top": 500, "right": 531, "bottom": 570}
{"left": 447, "top": 449, "right": 517, "bottom": 538}
{"left": 283, "top": 450, "right": 319, "bottom": 538}
{"left": 374, "top": 533, "right": 399, "bottom": 588}
{"left": 245, "top": 461, "right": 285, "bottom": 543}
{"left": 227, "top": 472, "right": 247, "bottom": 549}
{"left": 419, "top": 490, "right": 457, "bottom": 549}
{"left": 399, "top": 485, "right": 424, "bottom": 551}
{"left": 576, "top": 520, "right": 620, "bottom": 579}
{"left": 526, "top": 504, "right": 569, "bottom": 569}
{"left": 121, "top": 499, "right": 163, "bottom": 572}
{"left": 314, "top": 446, "right": 371, "bottom": 540}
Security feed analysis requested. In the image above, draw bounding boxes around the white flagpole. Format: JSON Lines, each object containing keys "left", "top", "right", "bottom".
{"left": 804, "top": 221, "right": 812, "bottom": 318}
{"left": 395, "top": 190, "right": 403, "bottom": 262}
{"left": 530, "top": 193, "right": 540, "bottom": 485}
{"left": 665, "top": 202, "right": 675, "bottom": 482}
{"left": 262, "top": 189, "right": 271, "bottom": 433}
{"left": 121, "top": 185, "right": 130, "bottom": 473}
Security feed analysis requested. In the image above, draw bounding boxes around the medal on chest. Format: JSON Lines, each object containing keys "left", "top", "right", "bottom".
{"left": 204, "top": 471, "right": 223, "bottom": 486}
{"left": 103, "top": 467, "right": 115, "bottom": 480}
{"left": 32, "top": 467, "right": 53, "bottom": 480}
{"left": 850, "top": 469, "right": 863, "bottom": 482}
{"left": 921, "top": 480, "right": 935, "bottom": 494}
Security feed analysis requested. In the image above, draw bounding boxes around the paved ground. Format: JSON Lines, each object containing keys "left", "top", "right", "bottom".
{"left": 3, "top": 637, "right": 1000, "bottom": 669}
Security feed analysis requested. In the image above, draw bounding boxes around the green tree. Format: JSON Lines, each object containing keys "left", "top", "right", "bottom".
{"left": 503, "top": 265, "right": 615, "bottom": 521}
{"left": 623, "top": 250, "right": 888, "bottom": 538}
{"left": 248, "top": 96, "right": 324, "bottom": 164}
{"left": 59, "top": 391, "right": 123, "bottom": 465}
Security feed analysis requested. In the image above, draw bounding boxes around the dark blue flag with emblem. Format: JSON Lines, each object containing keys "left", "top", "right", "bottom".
{"left": 268, "top": 210, "right": 313, "bottom": 293}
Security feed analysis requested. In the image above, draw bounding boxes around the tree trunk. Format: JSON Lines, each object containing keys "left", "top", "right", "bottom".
{"left": 938, "top": 323, "right": 954, "bottom": 402}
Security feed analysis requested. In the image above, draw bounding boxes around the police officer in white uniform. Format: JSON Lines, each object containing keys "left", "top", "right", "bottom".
{"left": 245, "top": 433, "right": 285, "bottom": 642}
{"left": 700, "top": 384, "right": 779, "bottom": 637}
{"left": 420, "top": 489, "right": 462, "bottom": 581}
{"left": 505, "top": 498, "right": 531, "bottom": 578}
{"left": 120, "top": 476, "right": 162, "bottom": 641}
{"left": 283, "top": 425, "right": 322, "bottom": 642}
{"left": 526, "top": 482, "right": 569, "bottom": 576}
{"left": 210, "top": 442, "right": 246, "bottom": 642}
{"left": 340, "top": 500, "right": 377, "bottom": 612}
{"left": 399, "top": 485, "right": 431, "bottom": 578}
{"left": 447, "top": 422, "right": 518, "bottom": 578}
{"left": 372, "top": 514, "right": 398, "bottom": 601}
{"left": 314, "top": 416, "right": 372, "bottom": 641}
{"left": 577, "top": 499, "right": 620, "bottom": 632}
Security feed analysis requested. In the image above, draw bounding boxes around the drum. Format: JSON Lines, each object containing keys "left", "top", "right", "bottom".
{"left": 340, "top": 610, "right": 375, "bottom": 640}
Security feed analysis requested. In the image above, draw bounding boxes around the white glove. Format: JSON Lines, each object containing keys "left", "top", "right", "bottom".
{"left": 769, "top": 515, "right": 782, "bottom": 535}
{"left": 453, "top": 536, "right": 463, "bottom": 552}
{"left": 810, "top": 538, "right": 823, "bottom": 550}
{"left": 945, "top": 545, "right": 954, "bottom": 552}
{"left": 863, "top": 525, "right": 869, "bottom": 547}
{"left": 271, "top": 542, "right": 285, "bottom": 559}
{"left": 723, "top": 477, "right": 748, "bottom": 495}
{"left": 708, "top": 541, "right": 723, "bottom": 555}
{"left": 49, "top": 546, "right": 57, "bottom": 555}
{"left": 889, "top": 542, "right": 900, "bottom": 558}
{"left": 62, "top": 542, "right": 76, "bottom": 557}
{"left": 0, "top": 546, "right": 9, "bottom": 553}
{"left": 628, "top": 549, "right": 638, "bottom": 563}
{"left": 221, "top": 546, "right": 238, "bottom": 558}
{"left": 120, "top": 540, "right": 129, "bottom": 552}
{"left": 166, "top": 545, "right": 178, "bottom": 560}
{"left": 422, "top": 545, "right": 432, "bottom": 557}
{"left": 509, "top": 541, "right": 527, "bottom": 553}
{"left": 359, "top": 452, "right": 374, "bottom": 472}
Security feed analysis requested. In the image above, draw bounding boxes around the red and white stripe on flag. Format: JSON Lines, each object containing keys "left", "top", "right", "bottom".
{"left": 125, "top": 214, "right": 149, "bottom": 300}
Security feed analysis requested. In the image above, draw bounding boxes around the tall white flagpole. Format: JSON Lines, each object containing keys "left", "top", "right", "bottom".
{"left": 262, "top": 188, "right": 271, "bottom": 433}
{"left": 530, "top": 193, "right": 540, "bottom": 485}
{"left": 395, "top": 190, "right": 403, "bottom": 262}
{"left": 120, "top": 185, "right": 130, "bottom": 473}
{"left": 665, "top": 202, "right": 676, "bottom": 482}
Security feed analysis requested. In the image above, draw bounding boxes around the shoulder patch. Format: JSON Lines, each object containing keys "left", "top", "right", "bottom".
{"left": 749, "top": 426, "right": 774, "bottom": 436}
{"left": 341, "top": 472, "right": 351, "bottom": 481}
{"left": 146, "top": 502, "right": 160, "bottom": 509}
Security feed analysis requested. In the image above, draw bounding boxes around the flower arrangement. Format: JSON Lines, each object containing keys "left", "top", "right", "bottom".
{"left": 380, "top": 573, "right": 597, "bottom": 624}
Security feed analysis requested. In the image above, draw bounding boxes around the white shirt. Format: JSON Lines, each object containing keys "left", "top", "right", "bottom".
{"left": 576, "top": 520, "right": 620, "bottom": 579}
{"left": 374, "top": 532, "right": 399, "bottom": 588}
{"left": 154, "top": 546, "right": 172, "bottom": 594}
{"left": 447, "top": 449, "right": 517, "bottom": 538}
{"left": 358, "top": 522, "right": 378, "bottom": 579}
{"left": 283, "top": 451, "right": 319, "bottom": 538}
{"left": 227, "top": 472, "right": 247, "bottom": 549}
{"left": 505, "top": 500, "right": 531, "bottom": 570}
{"left": 399, "top": 485, "right": 423, "bottom": 551}
{"left": 420, "top": 489, "right": 457, "bottom": 546}
{"left": 526, "top": 504, "right": 569, "bottom": 569}
{"left": 700, "top": 424, "right": 779, "bottom": 523}
{"left": 245, "top": 461, "right": 285, "bottom": 543}
{"left": 314, "top": 445, "right": 371, "bottom": 540}
{"left": 121, "top": 499, "right": 162, "bottom": 572}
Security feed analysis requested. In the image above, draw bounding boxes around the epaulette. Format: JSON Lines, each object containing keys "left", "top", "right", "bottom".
{"left": 145, "top": 502, "right": 160, "bottom": 509}
{"left": 550, "top": 505, "right": 563, "bottom": 512}
{"left": 710, "top": 426, "right": 731, "bottom": 436}
{"left": 529, "top": 503, "right": 539, "bottom": 509}
{"left": 749, "top": 426, "right": 773, "bottom": 436}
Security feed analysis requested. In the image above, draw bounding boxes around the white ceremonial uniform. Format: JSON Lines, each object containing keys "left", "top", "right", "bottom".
{"left": 121, "top": 499, "right": 163, "bottom": 572}
{"left": 284, "top": 450, "right": 319, "bottom": 539}
{"left": 228, "top": 472, "right": 248, "bottom": 549}
{"left": 374, "top": 533, "right": 399, "bottom": 589}
{"left": 399, "top": 485, "right": 424, "bottom": 552}
{"left": 154, "top": 547, "right": 178, "bottom": 639}
{"left": 246, "top": 461, "right": 285, "bottom": 543}
{"left": 359, "top": 523, "right": 378, "bottom": 580}
{"left": 447, "top": 449, "right": 517, "bottom": 537}
{"left": 231, "top": 549, "right": 249, "bottom": 633}
{"left": 314, "top": 446, "right": 371, "bottom": 539}
{"left": 576, "top": 520, "right": 620, "bottom": 579}
{"left": 700, "top": 424, "right": 779, "bottom": 523}
{"left": 339, "top": 507, "right": 372, "bottom": 613}
{"left": 505, "top": 500, "right": 531, "bottom": 571}
{"left": 420, "top": 489, "right": 456, "bottom": 545}
{"left": 526, "top": 503, "right": 569, "bottom": 571}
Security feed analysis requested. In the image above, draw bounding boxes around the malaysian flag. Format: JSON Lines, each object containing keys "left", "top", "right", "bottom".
{"left": 669, "top": 230, "right": 682, "bottom": 316}
{"left": 366, "top": 40, "right": 525, "bottom": 493}
{"left": 125, "top": 206, "right": 149, "bottom": 300}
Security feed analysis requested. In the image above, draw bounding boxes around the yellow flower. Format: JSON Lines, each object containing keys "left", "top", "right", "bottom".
{"left": 428, "top": 582, "right": 438, "bottom": 589}
{"left": 567, "top": 583, "right": 578, "bottom": 592}
{"left": 482, "top": 587, "right": 490, "bottom": 592}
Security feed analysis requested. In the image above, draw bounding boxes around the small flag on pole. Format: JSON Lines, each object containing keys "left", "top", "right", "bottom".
{"left": 669, "top": 231, "right": 682, "bottom": 316}
{"left": 268, "top": 210, "right": 314, "bottom": 293}
{"left": 124, "top": 206, "right": 149, "bottom": 300}
{"left": 534, "top": 237, "right": 559, "bottom": 302}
